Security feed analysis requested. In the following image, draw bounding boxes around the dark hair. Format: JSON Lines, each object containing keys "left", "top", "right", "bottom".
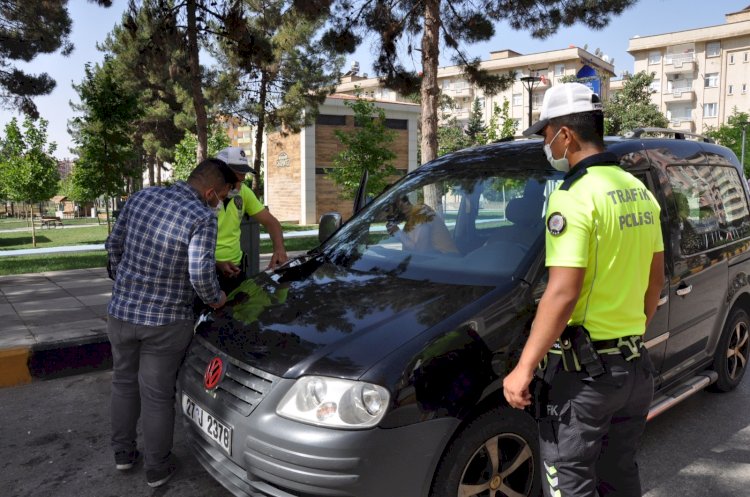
{"left": 188, "top": 158, "right": 236, "bottom": 190}
{"left": 548, "top": 110, "right": 605, "bottom": 148}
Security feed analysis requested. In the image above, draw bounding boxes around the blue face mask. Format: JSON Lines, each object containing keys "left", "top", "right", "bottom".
{"left": 543, "top": 127, "right": 570, "bottom": 173}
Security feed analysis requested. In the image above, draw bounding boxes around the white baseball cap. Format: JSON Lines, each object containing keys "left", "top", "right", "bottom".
{"left": 216, "top": 147, "right": 254, "bottom": 174}
{"left": 522, "top": 82, "right": 603, "bottom": 137}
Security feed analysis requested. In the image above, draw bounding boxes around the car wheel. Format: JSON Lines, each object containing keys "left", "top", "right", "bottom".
{"left": 430, "top": 407, "right": 541, "bottom": 497}
{"left": 709, "top": 308, "right": 750, "bottom": 392}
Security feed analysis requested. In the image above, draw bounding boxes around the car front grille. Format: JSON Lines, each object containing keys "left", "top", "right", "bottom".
{"left": 184, "top": 335, "right": 278, "bottom": 416}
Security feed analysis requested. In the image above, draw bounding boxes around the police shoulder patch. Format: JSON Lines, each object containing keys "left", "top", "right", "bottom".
{"left": 547, "top": 212, "right": 566, "bottom": 236}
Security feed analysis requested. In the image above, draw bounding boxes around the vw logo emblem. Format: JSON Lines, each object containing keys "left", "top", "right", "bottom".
{"left": 204, "top": 357, "right": 224, "bottom": 390}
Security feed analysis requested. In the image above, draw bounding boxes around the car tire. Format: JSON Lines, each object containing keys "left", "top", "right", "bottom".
{"left": 708, "top": 307, "right": 750, "bottom": 392}
{"left": 429, "top": 407, "right": 541, "bottom": 497}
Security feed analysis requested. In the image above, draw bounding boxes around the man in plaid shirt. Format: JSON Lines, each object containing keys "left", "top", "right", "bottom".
{"left": 105, "top": 159, "right": 235, "bottom": 488}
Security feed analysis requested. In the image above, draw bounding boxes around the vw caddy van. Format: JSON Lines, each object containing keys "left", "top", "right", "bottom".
{"left": 178, "top": 129, "right": 750, "bottom": 497}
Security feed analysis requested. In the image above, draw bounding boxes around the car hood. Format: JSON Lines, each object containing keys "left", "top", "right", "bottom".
{"left": 195, "top": 260, "right": 494, "bottom": 379}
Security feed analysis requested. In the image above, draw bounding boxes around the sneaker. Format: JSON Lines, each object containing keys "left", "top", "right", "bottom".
{"left": 114, "top": 449, "right": 140, "bottom": 471}
{"left": 146, "top": 460, "right": 177, "bottom": 488}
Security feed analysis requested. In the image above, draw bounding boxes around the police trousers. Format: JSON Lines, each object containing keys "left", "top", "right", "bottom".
{"left": 538, "top": 349, "right": 654, "bottom": 497}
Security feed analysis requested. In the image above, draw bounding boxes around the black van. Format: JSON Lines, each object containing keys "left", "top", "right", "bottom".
{"left": 177, "top": 130, "right": 750, "bottom": 497}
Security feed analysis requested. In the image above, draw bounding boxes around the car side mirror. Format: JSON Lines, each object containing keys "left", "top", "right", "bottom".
{"left": 318, "top": 212, "right": 342, "bottom": 243}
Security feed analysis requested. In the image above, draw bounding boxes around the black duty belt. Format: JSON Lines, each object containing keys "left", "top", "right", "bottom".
{"left": 593, "top": 335, "right": 643, "bottom": 361}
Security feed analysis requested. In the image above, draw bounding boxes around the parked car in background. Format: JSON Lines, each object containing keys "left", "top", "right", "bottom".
{"left": 178, "top": 129, "right": 750, "bottom": 497}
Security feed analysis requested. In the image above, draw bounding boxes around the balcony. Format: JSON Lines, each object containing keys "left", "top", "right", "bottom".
{"left": 669, "top": 118, "right": 696, "bottom": 132}
{"left": 663, "top": 87, "right": 696, "bottom": 103}
{"left": 665, "top": 53, "right": 696, "bottom": 74}
{"left": 442, "top": 86, "right": 474, "bottom": 98}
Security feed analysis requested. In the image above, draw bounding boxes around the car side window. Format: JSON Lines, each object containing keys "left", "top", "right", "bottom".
{"left": 666, "top": 165, "right": 750, "bottom": 254}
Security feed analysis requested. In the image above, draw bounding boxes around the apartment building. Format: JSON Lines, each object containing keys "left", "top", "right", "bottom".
{"left": 628, "top": 7, "right": 750, "bottom": 134}
{"left": 336, "top": 47, "right": 615, "bottom": 133}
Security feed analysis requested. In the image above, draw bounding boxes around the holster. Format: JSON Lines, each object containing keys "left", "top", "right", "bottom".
{"left": 560, "top": 325, "right": 606, "bottom": 378}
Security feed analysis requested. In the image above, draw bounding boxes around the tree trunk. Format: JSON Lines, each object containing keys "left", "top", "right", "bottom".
{"left": 187, "top": 0, "right": 208, "bottom": 162}
{"left": 148, "top": 158, "right": 155, "bottom": 186}
{"left": 29, "top": 203, "right": 37, "bottom": 248}
{"left": 106, "top": 197, "right": 112, "bottom": 234}
{"left": 421, "top": 0, "right": 442, "bottom": 212}
{"left": 252, "top": 70, "right": 269, "bottom": 198}
{"left": 156, "top": 158, "right": 162, "bottom": 185}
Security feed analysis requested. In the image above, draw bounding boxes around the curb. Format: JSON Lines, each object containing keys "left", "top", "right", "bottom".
{"left": 0, "top": 336, "right": 112, "bottom": 388}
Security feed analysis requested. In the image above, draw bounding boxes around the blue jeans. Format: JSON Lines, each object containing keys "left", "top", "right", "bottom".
{"left": 107, "top": 315, "right": 194, "bottom": 471}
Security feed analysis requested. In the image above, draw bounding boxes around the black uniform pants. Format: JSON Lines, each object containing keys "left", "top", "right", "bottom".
{"left": 538, "top": 349, "right": 654, "bottom": 497}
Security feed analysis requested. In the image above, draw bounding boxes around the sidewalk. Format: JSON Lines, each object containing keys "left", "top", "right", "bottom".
{"left": 0, "top": 252, "right": 305, "bottom": 388}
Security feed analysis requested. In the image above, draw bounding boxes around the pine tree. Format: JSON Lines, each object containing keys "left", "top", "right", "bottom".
{"left": 323, "top": 0, "right": 637, "bottom": 199}
{"left": 217, "top": 0, "right": 344, "bottom": 195}
{"left": 466, "top": 98, "right": 486, "bottom": 145}
{"left": 0, "top": 1, "right": 111, "bottom": 117}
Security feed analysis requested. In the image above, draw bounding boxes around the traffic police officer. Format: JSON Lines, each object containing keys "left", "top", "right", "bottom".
{"left": 502, "top": 83, "right": 665, "bottom": 497}
{"left": 214, "top": 147, "right": 288, "bottom": 294}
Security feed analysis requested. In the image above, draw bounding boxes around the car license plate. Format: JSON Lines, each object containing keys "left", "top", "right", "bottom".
{"left": 182, "top": 394, "right": 232, "bottom": 456}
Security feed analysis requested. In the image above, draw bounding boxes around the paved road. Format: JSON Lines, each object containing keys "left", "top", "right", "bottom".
{"left": 2, "top": 369, "right": 750, "bottom": 497}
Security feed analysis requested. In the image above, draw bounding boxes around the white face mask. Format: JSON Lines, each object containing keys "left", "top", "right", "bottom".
{"left": 210, "top": 191, "right": 223, "bottom": 215}
{"left": 544, "top": 127, "right": 570, "bottom": 173}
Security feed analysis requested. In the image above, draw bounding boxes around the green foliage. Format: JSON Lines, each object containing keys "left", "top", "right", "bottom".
{"left": 217, "top": 0, "right": 345, "bottom": 194}
{"left": 604, "top": 71, "right": 669, "bottom": 136}
{"left": 438, "top": 118, "right": 473, "bottom": 157}
{"left": 704, "top": 108, "right": 750, "bottom": 176}
{"left": 172, "top": 125, "right": 231, "bottom": 182}
{"left": 0, "top": 117, "right": 60, "bottom": 204}
{"left": 327, "top": 98, "right": 397, "bottom": 199}
{"left": 485, "top": 99, "right": 517, "bottom": 143}
{"left": 466, "top": 98, "right": 486, "bottom": 144}
{"left": 69, "top": 60, "right": 142, "bottom": 202}
{"left": 0, "top": 1, "right": 111, "bottom": 117}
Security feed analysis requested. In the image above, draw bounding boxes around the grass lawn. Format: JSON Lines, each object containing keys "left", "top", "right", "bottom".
{"left": 0, "top": 225, "right": 110, "bottom": 250}
{"left": 0, "top": 221, "right": 321, "bottom": 276}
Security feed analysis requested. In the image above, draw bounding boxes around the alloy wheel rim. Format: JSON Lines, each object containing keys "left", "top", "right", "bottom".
{"left": 726, "top": 320, "right": 749, "bottom": 380}
{"left": 457, "top": 432, "right": 534, "bottom": 497}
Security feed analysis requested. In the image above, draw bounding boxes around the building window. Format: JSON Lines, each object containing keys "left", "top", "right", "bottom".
{"left": 648, "top": 51, "right": 661, "bottom": 64}
{"left": 704, "top": 73, "right": 719, "bottom": 88}
{"left": 729, "top": 85, "right": 734, "bottom": 95}
{"left": 512, "top": 93, "right": 522, "bottom": 106}
{"left": 554, "top": 64, "right": 565, "bottom": 76}
{"left": 649, "top": 79, "right": 661, "bottom": 93}
{"left": 745, "top": 52, "right": 749, "bottom": 63}
{"left": 704, "top": 103, "right": 718, "bottom": 117}
{"left": 477, "top": 97, "right": 485, "bottom": 109}
{"left": 730, "top": 54, "right": 735, "bottom": 64}
{"left": 743, "top": 84, "right": 748, "bottom": 94}
{"left": 706, "top": 42, "right": 721, "bottom": 57}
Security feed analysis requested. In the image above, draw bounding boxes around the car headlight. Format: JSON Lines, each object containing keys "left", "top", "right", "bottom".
{"left": 276, "top": 376, "right": 390, "bottom": 429}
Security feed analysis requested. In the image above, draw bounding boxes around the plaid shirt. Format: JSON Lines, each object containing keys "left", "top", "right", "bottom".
{"left": 106, "top": 181, "right": 222, "bottom": 326}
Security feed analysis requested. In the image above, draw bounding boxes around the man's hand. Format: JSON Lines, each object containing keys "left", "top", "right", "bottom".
{"left": 216, "top": 261, "right": 241, "bottom": 278}
{"left": 386, "top": 221, "right": 399, "bottom": 235}
{"left": 266, "top": 249, "right": 289, "bottom": 270}
{"left": 503, "top": 365, "right": 534, "bottom": 409}
{"left": 209, "top": 291, "right": 227, "bottom": 309}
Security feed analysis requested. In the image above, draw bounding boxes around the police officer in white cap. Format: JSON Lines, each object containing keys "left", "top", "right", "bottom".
{"left": 502, "top": 83, "right": 665, "bottom": 497}
{"left": 214, "top": 147, "right": 288, "bottom": 294}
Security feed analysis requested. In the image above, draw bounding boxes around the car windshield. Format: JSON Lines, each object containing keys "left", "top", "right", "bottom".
{"left": 320, "top": 165, "right": 563, "bottom": 286}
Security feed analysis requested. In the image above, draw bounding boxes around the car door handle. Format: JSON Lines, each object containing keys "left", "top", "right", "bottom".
{"left": 676, "top": 285, "right": 693, "bottom": 297}
{"left": 658, "top": 295, "right": 669, "bottom": 306}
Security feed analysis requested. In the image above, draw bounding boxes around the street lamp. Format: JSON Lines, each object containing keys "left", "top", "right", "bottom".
{"left": 520, "top": 75, "right": 541, "bottom": 129}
